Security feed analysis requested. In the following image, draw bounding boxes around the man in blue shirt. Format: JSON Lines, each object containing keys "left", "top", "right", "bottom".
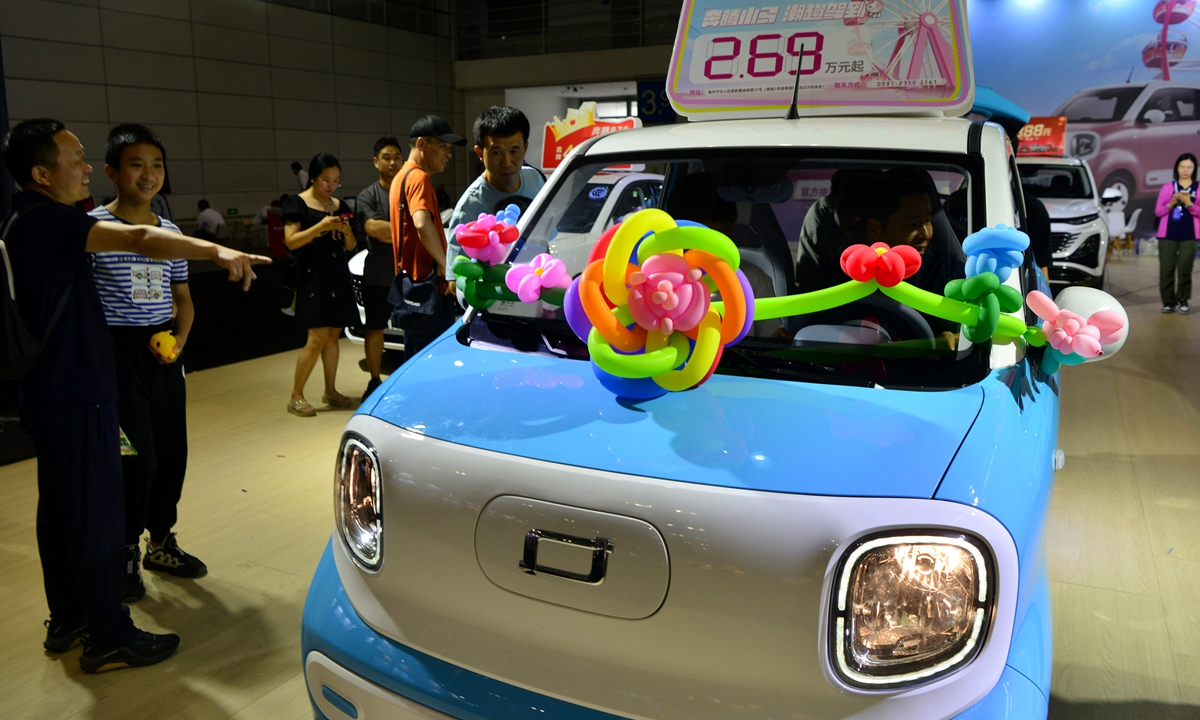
{"left": 446, "top": 106, "right": 545, "bottom": 279}
{"left": 89, "top": 124, "right": 205, "bottom": 605}
{"left": 1, "top": 119, "right": 266, "bottom": 673}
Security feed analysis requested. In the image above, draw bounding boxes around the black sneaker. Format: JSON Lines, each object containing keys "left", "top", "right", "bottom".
{"left": 1181, "top": 301, "right": 1190, "bottom": 314}
{"left": 1162, "top": 304, "right": 1176, "bottom": 313}
{"left": 363, "top": 377, "right": 382, "bottom": 400}
{"left": 79, "top": 630, "right": 180, "bottom": 673}
{"left": 121, "top": 544, "right": 146, "bottom": 603}
{"left": 43, "top": 618, "right": 88, "bottom": 653}
{"left": 143, "top": 532, "right": 207, "bottom": 578}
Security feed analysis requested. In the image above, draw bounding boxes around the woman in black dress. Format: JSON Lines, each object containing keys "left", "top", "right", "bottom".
{"left": 283, "top": 153, "right": 359, "bottom": 416}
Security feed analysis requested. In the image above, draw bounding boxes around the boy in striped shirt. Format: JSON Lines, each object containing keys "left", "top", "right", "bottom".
{"left": 89, "top": 124, "right": 205, "bottom": 603}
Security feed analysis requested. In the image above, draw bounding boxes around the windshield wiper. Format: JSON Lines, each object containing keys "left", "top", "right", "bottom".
{"left": 719, "top": 345, "right": 873, "bottom": 387}
{"left": 466, "top": 312, "right": 589, "bottom": 360}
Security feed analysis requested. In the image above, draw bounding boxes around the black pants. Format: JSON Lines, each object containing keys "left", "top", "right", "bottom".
{"left": 1159, "top": 238, "right": 1197, "bottom": 305}
{"left": 110, "top": 323, "right": 189, "bottom": 545}
{"left": 26, "top": 401, "right": 135, "bottom": 649}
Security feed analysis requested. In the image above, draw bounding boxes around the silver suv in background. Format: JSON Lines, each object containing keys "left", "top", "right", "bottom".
{"left": 1018, "top": 157, "right": 1109, "bottom": 288}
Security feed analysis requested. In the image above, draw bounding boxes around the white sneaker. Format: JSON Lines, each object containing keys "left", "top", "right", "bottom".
{"left": 1162, "top": 304, "right": 1175, "bottom": 313}
{"left": 1181, "top": 302, "right": 1191, "bottom": 314}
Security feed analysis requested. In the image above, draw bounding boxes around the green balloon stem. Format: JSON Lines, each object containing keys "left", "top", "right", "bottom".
{"left": 732, "top": 280, "right": 879, "bottom": 320}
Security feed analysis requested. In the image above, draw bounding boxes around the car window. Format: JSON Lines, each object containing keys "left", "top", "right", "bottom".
{"left": 481, "top": 149, "right": 990, "bottom": 391}
{"left": 1019, "top": 164, "right": 1093, "bottom": 199}
{"left": 1140, "top": 87, "right": 1200, "bottom": 122}
{"left": 1058, "top": 86, "right": 1144, "bottom": 122}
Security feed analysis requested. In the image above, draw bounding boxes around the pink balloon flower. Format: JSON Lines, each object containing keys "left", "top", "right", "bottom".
{"left": 505, "top": 253, "right": 571, "bottom": 303}
{"left": 455, "top": 212, "right": 519, "bottom": 264}
{"left": 626, "top": 254, "right": 710, "bottom": 335}
{"left": 1026, "top": 291, "right": 1125, "bottom": 359}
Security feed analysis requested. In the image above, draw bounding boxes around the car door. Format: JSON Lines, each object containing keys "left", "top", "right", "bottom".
{"left": 1136, "top": 86, "right": 1200, "bottom": 188}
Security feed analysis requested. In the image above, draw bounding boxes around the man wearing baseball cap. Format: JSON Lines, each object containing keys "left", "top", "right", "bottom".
{"left": 389, "top": 115, "right": 466, "bottom": 358}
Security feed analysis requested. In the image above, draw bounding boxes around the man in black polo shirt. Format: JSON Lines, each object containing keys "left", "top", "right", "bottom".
{"left": 1, "top": 119, "right": 266, "bottom": 673}
{"left": 355, "top": 135, "right": 402, "bottom": 399}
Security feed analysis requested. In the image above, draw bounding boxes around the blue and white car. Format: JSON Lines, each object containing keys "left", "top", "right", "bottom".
{"left": 298, "top": 107, "right": 1133, "bottom": 719}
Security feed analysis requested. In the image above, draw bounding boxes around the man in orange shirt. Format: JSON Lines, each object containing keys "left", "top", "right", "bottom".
{"left": 389, "top": 115, "right": 465, "bottom": 358}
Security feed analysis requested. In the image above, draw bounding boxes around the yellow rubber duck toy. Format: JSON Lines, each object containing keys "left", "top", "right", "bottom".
{"left": 149, "top": 331, "right": 180, "bottom": 361}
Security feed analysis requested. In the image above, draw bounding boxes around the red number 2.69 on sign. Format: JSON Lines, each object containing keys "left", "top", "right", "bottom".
{"left": 788, "top": 32, "right": 823, "bottom": 76}
{"left": 704, "top": 37, "right": 741, "bottom": 80}
{"left": 702, "top": 31, "right": 824, "bottom": 81}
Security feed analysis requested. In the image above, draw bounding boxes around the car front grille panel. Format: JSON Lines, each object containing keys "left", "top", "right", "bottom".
{"left": 1051, "top": 232, "right": 1078, "bottom": 255}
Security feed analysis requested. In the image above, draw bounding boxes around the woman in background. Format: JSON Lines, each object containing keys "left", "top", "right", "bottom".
{"left": 282, "top": 153, "right": 358, "bottom": 416}
{"left": 1155, "top": 152, "right": 1199, "bottom": 314}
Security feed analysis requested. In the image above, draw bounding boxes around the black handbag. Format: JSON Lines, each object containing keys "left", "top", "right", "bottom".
{"left": 388, "top": 269, "right": 453, "bottom": 334}
{"left": 388, "top": 169, "right": 455, "bottom": 335}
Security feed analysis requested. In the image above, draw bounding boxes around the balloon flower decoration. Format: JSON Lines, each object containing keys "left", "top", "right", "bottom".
{"left": 550, "top": 209, "right": 754, "bottom": 400}
{"left": 452, "top": 210, "right": 1129, "bottom": 399}
{"left": 451, "top": 204, "right": 565, "bottom": 311}
{"left": 455, "top": 203, "right": 521, "bottom": 264}
{"left": 1026, "top": 290, "right": 1125, "bottom": 374}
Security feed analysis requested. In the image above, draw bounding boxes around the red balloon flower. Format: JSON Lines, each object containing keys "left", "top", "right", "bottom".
{"left": 839, "top": 242, "right": 922, "bottom": 287}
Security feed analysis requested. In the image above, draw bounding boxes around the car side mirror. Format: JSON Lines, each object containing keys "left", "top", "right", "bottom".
{"left": 1053, "top": 286, "right": 1129, "bottom": 360}
{"left": 1142, "top": 109, "right": 1167, "bottom": 124}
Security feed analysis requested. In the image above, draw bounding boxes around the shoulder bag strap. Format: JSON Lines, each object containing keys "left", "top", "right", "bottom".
{"left": 397, "top": 168, "right": 417, "bottom": 258}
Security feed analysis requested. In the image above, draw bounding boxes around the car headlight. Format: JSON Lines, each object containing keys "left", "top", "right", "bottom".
{"left": 1062, "top": 213, "right": 1101, "bottom": 225}
{"left": 829, "top": 531, "right": 994, "bottom": 688}
{"left": 1068, "top": 132, "right": 1100, "bottom": 159}
{"left": 335, "top": 434, "right": 383, "bottom": 571}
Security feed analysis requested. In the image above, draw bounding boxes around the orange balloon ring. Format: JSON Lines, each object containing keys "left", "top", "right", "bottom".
{"left": 684, "top": 249, "right": 745, "bottom": 345}
{"left": 580, "top": 259, "right": 646, "bottom": 353}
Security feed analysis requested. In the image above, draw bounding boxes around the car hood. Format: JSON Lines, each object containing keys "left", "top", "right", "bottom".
{"left": 362, "top": 335, "right": 985, "bottom": 498}
{"left": 1041, "top": 197, "right": 1100, "bottom": 219}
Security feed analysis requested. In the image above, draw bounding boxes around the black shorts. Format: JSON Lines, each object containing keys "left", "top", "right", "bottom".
{"left": 361, "top": 284, "right": 393, "bottom": 330}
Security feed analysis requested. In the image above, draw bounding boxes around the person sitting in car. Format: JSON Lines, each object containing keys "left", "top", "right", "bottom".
{"left": 795, "top": 169, "right": 865, "bottom": 293}
{"left": 799, "top": 170, "right": 963, "bottom": 294}
{"left": 789, "top": 170, "right": 965, "bottom": 345}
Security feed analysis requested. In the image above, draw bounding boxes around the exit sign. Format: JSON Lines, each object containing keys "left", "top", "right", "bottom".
{"left": 226, "top": 208, "right": 238, "bottom": 215}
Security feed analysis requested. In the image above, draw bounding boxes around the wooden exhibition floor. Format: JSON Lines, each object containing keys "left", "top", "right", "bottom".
{"left": 0, "top": 255, "right": 1197, "bottom": 719}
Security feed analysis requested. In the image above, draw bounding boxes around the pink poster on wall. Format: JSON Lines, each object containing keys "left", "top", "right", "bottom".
{"left": 541, "top": 103, "right": 641, "bottom": 171}
{"left": 665, "top": 0, "right": 975, "bottom": 120}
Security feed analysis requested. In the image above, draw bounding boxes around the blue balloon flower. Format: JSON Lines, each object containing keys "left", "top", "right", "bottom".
{"left": 496, "top": 203, "right": 522, "bottom": 226}
{"left": 963, "top": 224, "right": 1029, "bottom": 282}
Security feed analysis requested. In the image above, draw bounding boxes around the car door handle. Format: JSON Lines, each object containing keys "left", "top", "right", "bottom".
{"left": 519, "top": 528, "right": 613, "bottom": 584}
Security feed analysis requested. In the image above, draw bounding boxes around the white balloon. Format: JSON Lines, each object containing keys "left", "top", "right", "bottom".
{"left": 1053, "top": 286, "right": 1129, "bottom": 360}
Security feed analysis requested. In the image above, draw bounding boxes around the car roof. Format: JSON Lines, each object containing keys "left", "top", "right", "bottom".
{"left": 583, "top": 117, "right": 978, "bottom": 156}
{"left": 1072, "top": 80, "right": 1200, "bottom": 93}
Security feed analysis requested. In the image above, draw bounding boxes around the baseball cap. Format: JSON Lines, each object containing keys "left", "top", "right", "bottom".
{"left": 410, "top": 115, "right": 466, "bottom": 146}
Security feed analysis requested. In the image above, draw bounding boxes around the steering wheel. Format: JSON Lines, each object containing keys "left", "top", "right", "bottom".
{"left": 788, "top": 293, "right": 935, "bottom": 344}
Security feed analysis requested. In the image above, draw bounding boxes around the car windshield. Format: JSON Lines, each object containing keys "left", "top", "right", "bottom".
{"left": 1019, "top": 164, "right": 1093, "bottom": 200}
{"left": 556, "top": 182, "right": 612, "bottom": 233}
{"left": 1057, "top": 86, "right": 1144, "bottom": 123}
{"left": 465, "top": 148, "right": 996, "bottom": 391}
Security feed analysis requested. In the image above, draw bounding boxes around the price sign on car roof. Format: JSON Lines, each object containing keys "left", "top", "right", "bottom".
{"left": 665, "top": 0, "right": 975, "bottom": 120}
